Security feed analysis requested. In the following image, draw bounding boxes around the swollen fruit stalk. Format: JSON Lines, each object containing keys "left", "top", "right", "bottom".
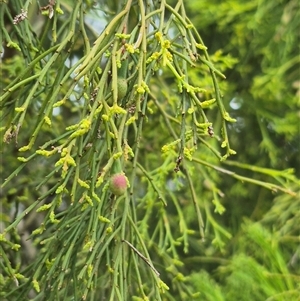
{"left": 117, "top": 78, "right": 128, "bottom": 101}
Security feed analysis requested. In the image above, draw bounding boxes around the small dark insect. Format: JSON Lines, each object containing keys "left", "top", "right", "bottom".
{"left": 208, "top": 125, "right": 214, "bottom": 137}
{"left": 174, "top": 155, "right": 183, "bottom": 172}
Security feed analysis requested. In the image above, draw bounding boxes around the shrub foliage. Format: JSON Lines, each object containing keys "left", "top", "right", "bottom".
{"left": 0, "top": 0, "right": 299, "bottom": 300}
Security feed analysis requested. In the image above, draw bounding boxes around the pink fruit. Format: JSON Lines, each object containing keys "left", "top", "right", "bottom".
{"left": 109, "top": 173, "right": 128, "bottom": 195}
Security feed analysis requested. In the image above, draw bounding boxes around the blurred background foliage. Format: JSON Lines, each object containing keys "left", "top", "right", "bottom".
{"left": 184, "top": 0, "right": 300, "bottom": 300}
{"left": 1, "top": 0, "right": 299, "bottom": 300}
